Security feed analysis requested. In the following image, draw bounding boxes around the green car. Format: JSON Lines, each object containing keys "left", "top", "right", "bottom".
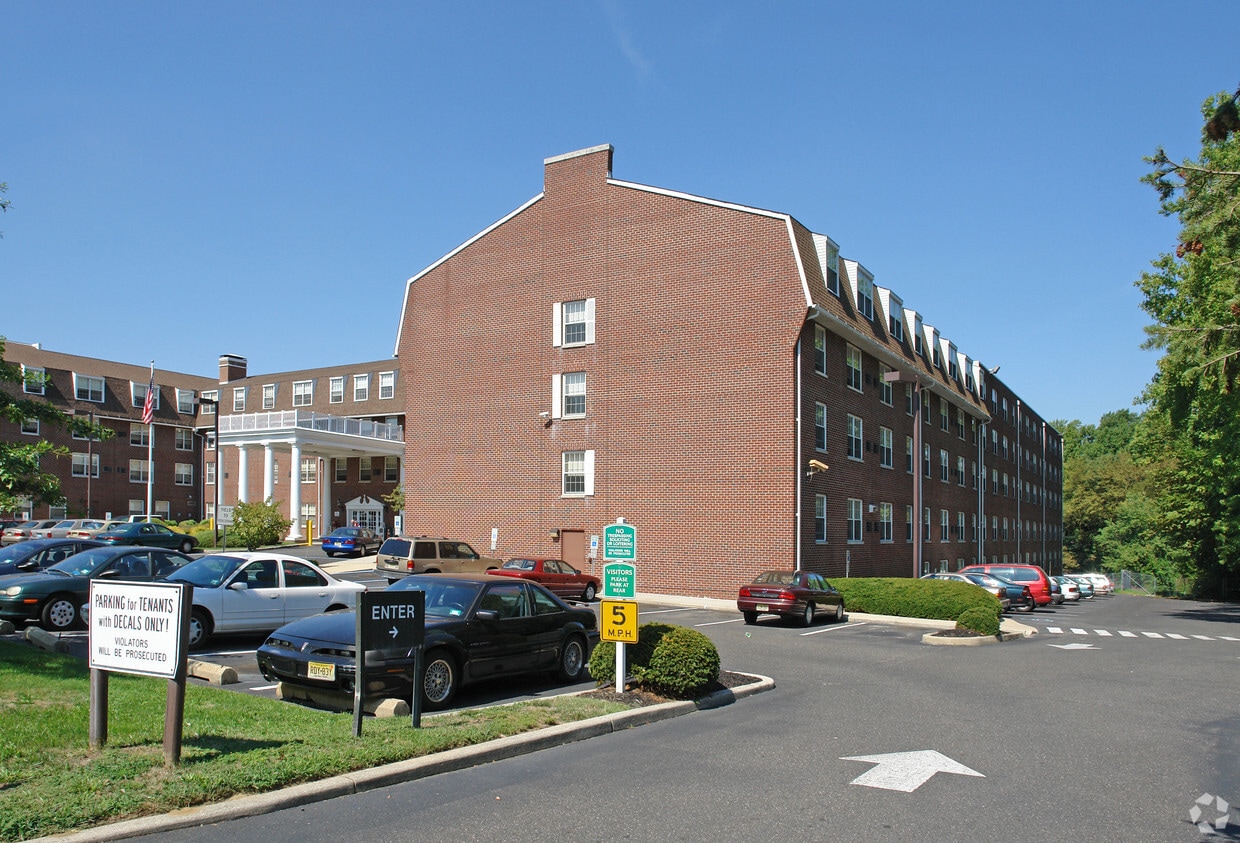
{"left": 96, "top": 522, "right": 199, "bottom": 554}
{"left": 0, "top": 545, "right": 193, "bottom": 630}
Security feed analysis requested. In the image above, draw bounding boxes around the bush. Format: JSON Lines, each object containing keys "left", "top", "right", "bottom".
{"left": 588, "top": 622, "right": 720, "bottom": 699}
{"left": 832, "top": 577, "right": 1001, "bottom": 621}
{"left": 228, "top": 499, "right": 291, "bottom": 550}
{"left": 956, "top": 606, "right": 1001, "bottom": 636}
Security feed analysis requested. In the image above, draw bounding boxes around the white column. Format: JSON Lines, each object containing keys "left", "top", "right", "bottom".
{"left": 237, "top": 446, "right": 249, "bottom": 503}
{"left": 263, "top": 444, "right": 274, "bottom": 502}
{"left": 287, "top": 441, "right": 303, "bottom": 541}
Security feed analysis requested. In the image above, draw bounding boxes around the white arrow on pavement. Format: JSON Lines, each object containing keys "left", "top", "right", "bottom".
{"left": 840, "top": 750, "right": 984, "bottom": 792}
{"left": 1049, "top": 642, "right": 1096, "bottom": 649}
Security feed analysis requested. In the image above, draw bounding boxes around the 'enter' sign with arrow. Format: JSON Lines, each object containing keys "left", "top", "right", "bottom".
{"left": 841, "top": 750, "right": 984, "bottom": 792}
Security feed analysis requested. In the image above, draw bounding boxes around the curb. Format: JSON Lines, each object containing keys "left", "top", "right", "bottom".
{"left": 30, "top": 672, "right": 774, "bottom": 843}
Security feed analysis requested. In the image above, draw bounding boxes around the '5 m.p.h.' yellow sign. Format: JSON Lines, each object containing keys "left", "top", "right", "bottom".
{"left": 600, "top": 599, "right": 638, "bottom": 643}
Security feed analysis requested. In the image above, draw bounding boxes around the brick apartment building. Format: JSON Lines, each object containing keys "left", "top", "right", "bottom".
{"left": 395, "top": 144, "right": 1063, "bottom": 599}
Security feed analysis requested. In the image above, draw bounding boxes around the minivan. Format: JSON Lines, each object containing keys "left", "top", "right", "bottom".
{"left": 958, "top": 563, "right": 1055, "bottom": 607}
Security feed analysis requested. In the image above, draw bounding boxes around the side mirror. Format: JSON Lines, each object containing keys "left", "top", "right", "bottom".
{"left": 473, "top": 609, "right": 499, "bottom": 622}
{"left": 15, "top": 561, "right": 36, "bottom": 571}
{"left": 228, "top": 581, "right": 248, "bottom": 591}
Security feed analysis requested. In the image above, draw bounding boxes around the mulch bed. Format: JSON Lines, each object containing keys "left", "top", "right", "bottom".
{"left": 927, "top": 628, "right": 987, "bottom": 638}
{"left": 579, "top": 669, "right": 753, "bottom": 707}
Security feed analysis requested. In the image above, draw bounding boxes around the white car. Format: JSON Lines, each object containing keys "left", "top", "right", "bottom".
{"left": 1080, "top": 573, "right": 1114, "bottom": 595}
{"left": 1052, "top": 576, "right": 1081, "bottom": 601}
{"left": 161, "top": 552, "right": 365, "bottom": 648}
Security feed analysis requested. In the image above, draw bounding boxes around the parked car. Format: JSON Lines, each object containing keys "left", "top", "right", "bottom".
{"left": 0, "top": 545, "right": 193, "bottom": 630}
{"left": 1, "top": 520, "right": 61, "bottom": 546}
{"left": 959, "top": 563, "right": 1055, "bottom": 607}
{"left": 1052, "top": 575, "right": 1081, "bottom": 601}
{"left": 0, "top": 539, "right": 104, "bottom": 576}
{"left": 33, "top": 520, "right": 102, "bottom": 540}
{"left": 1080, "top": 573, "right": 1114, "bottom": 595}
{"left": 492, "top": 557, "right": 599, "bottom": 601}
{"left": 961, "top": 572, "right": 1034, "bottom": 612}
{"left": 0, "top": 520, "right": 21, "bottom": 538}
{"left": 65, "top": 520, "right": 130, "bottom": 539}
{"left": 161, "top": 552, "right": 366, "bottom": 648}
{"left": 921, "top": 571, "right": 1011, "bottom": 612}
{"left": 736, "top": 570, "right": 845, "bottom": 626}
{"left": 1066, "top": 575, "right": 1095, "bottom": 599}
{"left": 256, "top": 573, "right": 598, "bottom": 709}
{"left": 123, "top": 515, "right": 190, "bottom": 532}
{"left": 374, "top": 536, "right": 503, "bottom": 582}
{"left": 319, "top": 527, "right": 381, "bottom": 557}
{"left": 96, "top": 522, "right": 199, "bottom": 554}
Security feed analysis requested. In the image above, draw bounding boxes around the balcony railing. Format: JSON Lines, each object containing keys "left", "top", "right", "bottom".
{"left": 218, "top": 410, "right": 403, "bottom": 442}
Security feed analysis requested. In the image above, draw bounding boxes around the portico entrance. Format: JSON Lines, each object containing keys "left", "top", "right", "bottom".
{"left": 345, "top": 496, "right": 385, "bottom": 534}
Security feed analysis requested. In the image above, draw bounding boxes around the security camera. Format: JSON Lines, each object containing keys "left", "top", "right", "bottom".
{"left": 538, "top": 411, "right": 550, "bottom": 418}
{"left": 808, "top": 459, "right": 828, "bottom": 471}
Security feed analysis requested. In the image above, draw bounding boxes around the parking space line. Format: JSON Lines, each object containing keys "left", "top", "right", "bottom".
{"left": 638, "top": 608, "right": 697, "bottom": 616}
{"left": 250, "top": 685, "right": 277, "bottom": 691}
{"left": 696, "top": 618, "right": 745, "bottom": 627}
{"left": 801, "top": 623, "right": 867, "bottom": 636}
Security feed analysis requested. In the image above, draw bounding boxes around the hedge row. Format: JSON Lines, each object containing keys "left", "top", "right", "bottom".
{"left": 832, "top": 577, "right": 1002, "bottom": 622}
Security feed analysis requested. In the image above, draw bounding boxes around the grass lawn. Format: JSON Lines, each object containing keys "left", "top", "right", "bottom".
{"left": 0, "top": 640, "right": 629, "bottom": 842}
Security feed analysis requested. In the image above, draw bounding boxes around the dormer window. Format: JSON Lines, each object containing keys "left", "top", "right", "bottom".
{"left": 826, "top": 247, "right": 839, "bottom": 295}
{"left": 889, "top": 310, "right": 903, "bottom": 342}
{"left": 857, "top": 274, "right": 874, "bottom": 321}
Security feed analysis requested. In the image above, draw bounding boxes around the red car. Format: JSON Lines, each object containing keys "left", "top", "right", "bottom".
{"left": 959, "top": 563, "right": 1055, "bottom": 607}
{"left": 492, "top": 557, "right": 599, "bottom": 601}
{"left": 737, "top": 569, "right": 845, "bottom": 627}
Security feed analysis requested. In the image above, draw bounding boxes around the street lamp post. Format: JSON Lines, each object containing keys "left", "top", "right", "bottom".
{"left": 884, "top": 369, "right": 924, "bottom": 578}
{"left": 198, "top": 397, "right": 220, "bottom": 546}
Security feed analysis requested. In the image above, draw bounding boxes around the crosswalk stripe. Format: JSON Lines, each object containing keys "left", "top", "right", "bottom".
{"left": 1191, "top": 635, "right": 1214, "bottom": 641}
{"left": 1142, "top": 632, "right": 1164, "bottom": 638}
{"left": 1119, "top": 631, "right": 1137, "bottom": 637}
{"left": 1221, "top": 636, "right": 1240, "bottom": 642}
{"left": 1095, "top": 630, "right": 1112, "bottom": 636}
{"left": 1071, "top": 628, "right": 1087, "bottom": 635}
{"left": 1047, "top": 626, "right": 1063, "bottom": 634}
{"left": 1166, "top": 633, "right": 1189, "bottom": 640}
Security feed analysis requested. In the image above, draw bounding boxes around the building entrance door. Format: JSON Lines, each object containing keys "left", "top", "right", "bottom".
{"left": 344, "top": 496, "right": 384, "bottom": 534}
{"left": 560, "top": 529, "right": 588, "bottom": 575}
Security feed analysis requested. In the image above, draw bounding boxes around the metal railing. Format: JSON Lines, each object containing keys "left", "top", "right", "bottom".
{"left": 218, "top": 410, "right": 403, "bottom": 442}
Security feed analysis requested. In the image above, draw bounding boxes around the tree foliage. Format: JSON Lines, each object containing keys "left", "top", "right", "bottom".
{"left": 0, "top": 338, "right": 113, "bottom": 513}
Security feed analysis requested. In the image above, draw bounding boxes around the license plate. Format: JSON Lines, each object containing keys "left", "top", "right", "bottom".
{"left": 307, "top": 661, "right": 335, "bottom": 681}
{"left": 755, "top": 604, "right": 769, "bottom": 612}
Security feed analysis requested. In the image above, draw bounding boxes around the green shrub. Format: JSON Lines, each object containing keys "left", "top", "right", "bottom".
{"left": 228, "top": 499, "right": 292, "bottom": 550}
{"left": 832, "top": 577, "right": 1001, "bottom": 621}
{"left": 955, "top": 606, "right": 1001, "bottom": 636}
{"left": 588, "top": 622, "right": 720, "bottom": 699}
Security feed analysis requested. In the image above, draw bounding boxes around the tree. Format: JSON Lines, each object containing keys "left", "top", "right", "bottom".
{"left": 228, "top": 499, "right": 291, "bottom": 550}
{"left": 0, "top": 338, "right": 113, "bottom": 513}
{"left": 1137, "top": 87, "right": 1240, "bottom": 594}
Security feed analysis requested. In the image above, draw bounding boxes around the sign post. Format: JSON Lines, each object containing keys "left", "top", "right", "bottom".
{"left": 602, "top": 520, "right": 638, "bottom": 693}
{"left": 354, "top": 590, "right": 426, "bottom": 736}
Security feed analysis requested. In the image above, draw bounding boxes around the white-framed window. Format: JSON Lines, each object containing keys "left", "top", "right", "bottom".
{"left": 130, "top": 423, "right": 149, "bottom": 447}
{"left": 940, "top": 449, "right": 949, "bottom": 482}
{"left": 359, "top": 456, "right": 372, "bottom": 482}
{"left": 846, "top": 345, "right": 863, "bottom": 392}
{"left": 385, "top": 456, "right": 400, "bottom": 483}
{"left": 329, "top": 376, "right": 345, "bottom": 404}
{"left": 354, "top": 374, "right": 369, "bottom": 402}
{"left": 879, "top": 426, "right": 893, "bottom": 469}
{"left": 815, "top": 495, "right": 827, "bottom": 543}
{"left": 23, "top": 365, "right": 45, "bottom": 395}
{"left": 847, "top": 498, "right": 863, "bottom": 543}
{"left": 21, "top": 418, "right": 39, "bottom": 435}
{"left": 956, "top": 408, "right": 966, "bottom": 439}
{"left": 553, "top": 299, "right": 596, "bottom": 347}
{"left": 335, "top": 458, "right": 348, "bottom": 482}
{"left": 856, "top": 273, "right": 874, "bottom": 321}
{"left": 906, "top": 436, "right": 914, "bottom": 474}
{"left": 175, "top": 463, "right": 193, "bottom": 486}
{"left": 814, "top": 403, "right": 827, "bottom": 451}
{"left": 129, "top": 499, "right": 145, "bottom": 517}
{"left": 205, "top": 462, "right": 216, "bottom": 485}
{"left": 200, "top": 390, "right": 217, "bottom": 413}
{"left": 879, "top": 503, "right": 893, "bottom": 543}
{"left": 940, "top": 401, "right": 949, "bottom": 431}
{"left": 72, "top": 452, "right": 100, "bottom": 478}
{"left": 958, "top": 511, "right": 966, "bottom": 543}
{"left": 205, "top": 433, "right": 215, "bottom": 451}
{"left": 906, "top": 505, "right": 914, "bottom": 542}
{"left": 175, "top": 428, "right": 193, "bottom": 451}
{"left": 379, "top": 371, "right": 396, "bottom": 400}
{"left": 972, "top": 513, "right": 978, "bottom": 542}
{"left": 562, "top": 450, "right": 595, "bottom": 496}
{"left": 847, "top": 414, "right": 863, "bottom": 461}
{"left": 75, "top": 373, "right": 105, "bottom": 403}
{"left": 813, "top": 325, "right": 827, "bottom": 375}
{"left": 923, "top": 443, "right": 931, "bottom": 478}
{"left": 293, "top": 380, "right": 313, "bottom": 407}
{"left": 129, "top": 459, "right": 150, "bottom": 483}
{"left": 131, "top": 380, "right": 158, "bottom": 411}
{"left": 888, "top": 306, "right": 904, "bottom": 342}
{"left": 262, "top": 384, "right": 276, "bottom": 409}
{"left": 300, "top": 503, "right": 317, "bottom": 519}
{"left": 914, "top": 316, "right": 924, "bottom": 356}
{"left": 825, "top": 245, "right": 840, "bottom": 295}
{"left": 957, "top": 455, "right": 966, "bottom": 487}
{"left": 554, "top": 372, "right": 586, "bottom": 418}
{"left": 878, "top": 363, "right": 893, "bottom": 405}
{"left": 301, "top": 458, "right": 317, "bottom": 483}
{"left": 924, "top": 507, "right": 933, "bottom": 541}
{"left": 155, "top": 500, "right": 170, "bottom": 519}
{"left": 233, "top": 387, "right": 246, "bottom": 413}
{"left": 177, "top": 389, "right": 196, "bottom": 415}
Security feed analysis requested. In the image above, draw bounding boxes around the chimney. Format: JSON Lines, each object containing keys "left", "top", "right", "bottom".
{"left": 219, "top": 354, "right": 248, "bottom": 384}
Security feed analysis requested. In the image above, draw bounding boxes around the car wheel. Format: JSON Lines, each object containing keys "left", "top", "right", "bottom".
{"left": 742, "top": 611, "right": 758, "bottom": 625}
{"left": 833, "top": 603, "right": 844, "bottom": 623}
{"left": 41, "top": 595, "right": 77, "bottom": 631}
{"left": 582, "top": 583, "right": 597, "bottom": 601}
{"left": 188, "top": 608, "right": 211, "bottom": 648}
{"left": 179, "top": 539, "right": 195, "bottom": 554}
{"left": 557, "top": 635, "right": 587, "bottom": 682}
{"left": 421, "top": 649, "right": 458, "bottom": 710}
{"left": 800, "top": 602, "right": 815, "bottom": 627}
{"left": 1022, "top": 597, "right": 1036, "bottom": 613}
{"left": 325, "top": 551, "right": 335, "bottom": 558}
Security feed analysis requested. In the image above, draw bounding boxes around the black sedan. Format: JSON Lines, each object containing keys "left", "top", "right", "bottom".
{"left": 257, "top": 573, "right": 599, "bottom": 710}
{"left": 96, "top": 522, "right": 199, "bottom": 554}
{"left": 0, "top": 545, "right": 193, "bottom": 630}
{"left": 964, "top": 572, "right": 1035, "bottom": 613}
{"left": 0, "top": 538, "right": 103, "bottom": 576}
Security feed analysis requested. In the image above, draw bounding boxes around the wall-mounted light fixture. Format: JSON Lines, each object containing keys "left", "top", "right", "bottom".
{"left": 549, "top": 528, "right": 560, "bottom": 540}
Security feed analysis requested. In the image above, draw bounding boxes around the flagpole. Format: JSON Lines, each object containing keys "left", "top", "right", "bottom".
{"left": 146, "top": 361, "right": 155, "bottom": 517}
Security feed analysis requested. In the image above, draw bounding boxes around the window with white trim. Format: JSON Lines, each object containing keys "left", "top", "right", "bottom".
{"left": 906, "top": 436, "right": 914, "bottom": 473}
{"left": 175, "top": 463, "right": 193, "bottom": 486}
{"left": 825, "top": 246, "right": 839, "bottom": 295}
{"left": 957, "top": 455, "right": 966, "bottom": 487}
{"left": 205, "top": 462, "right": 216, "bottom": 485}
{"left": 263, "top": 384, "right": 276, "bottom": 409}
{"left": 847, "top": 498, "right": 863, "bottom": 543}
{"left": 846, "top": 345, "right": 863, "bottom": 392}
{"left": 879, "top": 426, "right": 893, "bottom": 469}
{"left": 554, "top": 299, "right": 596, "bottom": 347}
{"left": 233, "top": 387, "right": 246, "bottom": 413}
{"left": 132, "top": 380, "right": 158, "bottom": 411}
{"left": 813, "top": 325, "right": 827, "bottom": 375}
{"left": 301, "top": 458, "right": 317, "bottom": 483}
{"left": 814, "top": 403, "right": 827, "bottom": 451}
{"left": 878, "top": 363, "right": 893, "bottom": 405}
{"left": 329, "top": 377, "right": 345, "bottom": 404}
{"left": 293, "top": 380, "right": 313, "bottom": 407}
{"left": 815, "top": 495, "right": 827, "bottom": 543}
{"left": 129, "top": 459, "right": 150, "bottom": 483}
{"left": 72, "top": 452, "right": 100, "bottom": 478}
{"left": 562, "top": 450, "right": 594, "bottom": 496}
{"left": 556, "top": 372, "right": 586, "bottom": 418}
{"left": 888, "top": 306, "right": 903, "bottom": 342}
{"left": 177, "top": 389, "right": 195, "bottom": 414}
{"left": 847, "top": 414, "right": 863, "bottom": 461}
{"left": 335, "top": 459, "right": 348, "bottom": 483}
{"left": 385, "top": 456, "right": 399, "bottom": 483}
{"left": 856, "top": 273, "right": 874, "bottom": 321}
{"left": 155, "top": 500, "right": 170, "bottom": 519}
{"left": 879, "top": 503, "right": 893, "bottom": 543}
{"left": 175, "top": 428, "right": 193, "bottom": 451}
{"left": 23, "top": 366, "right": 45, "bottom": 395}
{"left": 359, "top": 457, "right": 372, "bottom": 482}
{"left": 923, "top": 443, "right": 931, "bottom": 478}
{"left": 906, "top": 505, "right": 914, "bottom": 542}
{"left": 940, "top": 400, "right": 949, "bottom": 431}
{"left": 940, "top": 449, "right": 949, "bottom": 482}
{"left": 379, "top": 371, "right": 396, "bottom": 400}
{"left": 129, "top": 499, "right": 144, "bottom": 517}
{"left": 200, "top": 390, "right": 217, "bottom": 413}
{"left": 21, "top": 418, "right": 39, "bottom": 435}
{"left": 354, "top": 374, "right": 369, "bottom": 402}
{"left": 75, "top": 373, "right": 105, "bottom": 403}
{"left": 130, "top": 423, "right": 149, "bottom": 447}
{"left": 958, "top": 511, "right": 966, "bottom": 542}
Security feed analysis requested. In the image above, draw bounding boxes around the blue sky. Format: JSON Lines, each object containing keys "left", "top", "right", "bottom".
{"left": 3, "top": 1, "right": 1236, "bottom": 426}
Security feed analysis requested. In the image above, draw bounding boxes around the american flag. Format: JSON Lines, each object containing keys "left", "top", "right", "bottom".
{"left": 141, "top": 369, "right": 156, "bottom": 425}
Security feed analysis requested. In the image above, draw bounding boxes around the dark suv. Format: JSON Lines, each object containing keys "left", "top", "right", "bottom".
{"left": 375, "top": 536, "right": 503, "bottom": 583}
{"left": 959, "top": 563, "right": 1054, "bottom": 607}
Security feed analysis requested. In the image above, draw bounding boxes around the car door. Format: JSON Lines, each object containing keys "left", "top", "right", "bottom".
{"left": 537, "top": 560, "right": 570, "bottom": 597}
{"left": 280, "top": 559, "right": 337, "bottom": 622}
{"left": 464, "top": 581, "right": 538, "bottom": 680}
{"left": 218, "top": 558, "right": 285, "bottom": 632}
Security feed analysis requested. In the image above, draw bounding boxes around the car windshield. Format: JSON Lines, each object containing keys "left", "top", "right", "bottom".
{"left": 387, "top": 578, "right": 484, "bottom": 618}
{"left": 502, "top": 559, "right": 536, "bottom": 570}
{"left": 752, "top": 571, "right": 796, "bottom": 585}
{"left": 0, "top": 544, "right": 34, "bottom": 563}
{"left": 45, "top": 548, "right": 117, "bottom": 577}
{"left": 164, "top": 554, "right": 246, "bottom": 588}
